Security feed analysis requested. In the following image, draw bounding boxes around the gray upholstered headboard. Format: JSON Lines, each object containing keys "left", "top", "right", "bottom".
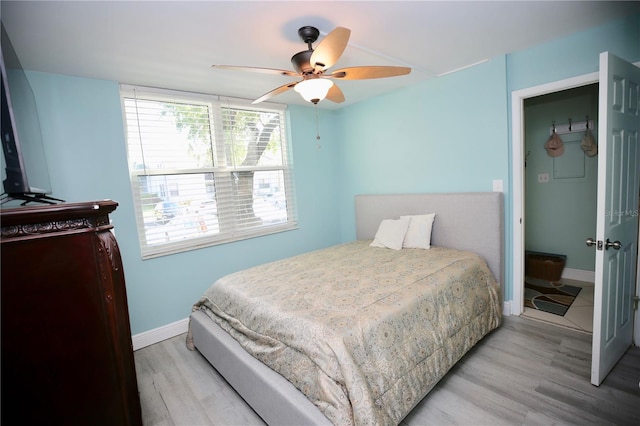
{"left": 355, "top": 192, "right": 504, "bottom": 286}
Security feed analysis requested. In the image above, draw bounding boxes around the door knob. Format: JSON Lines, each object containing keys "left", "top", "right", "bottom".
{"left": 604, "top": 239, "right": 622, "bottom": 250}
{"left": 586, "top": 237, "right": 597, "bottom": 247}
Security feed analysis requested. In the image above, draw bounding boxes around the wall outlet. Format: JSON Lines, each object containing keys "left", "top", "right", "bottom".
{"left": 538, "top": 173, "right": 550, "bottom": 183}
{"left": 492, "top": 179, "right": 503, "bottom": 192}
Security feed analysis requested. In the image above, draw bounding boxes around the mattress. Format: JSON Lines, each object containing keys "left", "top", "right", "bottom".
{"left": 188, "top": 240, "right": 501, "bottom": 425}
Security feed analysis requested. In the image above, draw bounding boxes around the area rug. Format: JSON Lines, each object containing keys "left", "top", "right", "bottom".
{"left": 524, "top": 277, "right": 582, "bottom": 316}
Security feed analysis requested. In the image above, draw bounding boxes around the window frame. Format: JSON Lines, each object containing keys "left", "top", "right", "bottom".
{"left": 120, "top": 84, "right": 297, "bottom": 259}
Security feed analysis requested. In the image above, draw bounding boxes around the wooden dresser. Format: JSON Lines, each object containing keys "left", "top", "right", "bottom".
{"left": 1, "top": 200, "right": 142, "bottom": 425}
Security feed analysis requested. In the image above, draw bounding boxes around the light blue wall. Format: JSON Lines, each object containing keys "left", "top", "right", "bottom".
{"left": 19, "top": 72, "right": 342, "bottom": 334}
{"left": 507, "top": 14, "right": 640, "bottom": 92}
{"left": 334, "top": 56, "right": 509, "bottom": 240}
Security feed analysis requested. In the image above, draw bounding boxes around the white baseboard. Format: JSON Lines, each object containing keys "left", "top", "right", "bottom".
{"left": 562, "top": 268, "right": 595, "bottom": 283}
{"left": 132, "top": 317, "right": 189, "bottom": 351}
{"left": 503, "top": 301, "right": 512, "bottom": 316}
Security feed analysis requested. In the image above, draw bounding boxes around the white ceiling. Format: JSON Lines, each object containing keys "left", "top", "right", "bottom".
{"left": 2, "top": 1, "right": 638, "bottom": 109}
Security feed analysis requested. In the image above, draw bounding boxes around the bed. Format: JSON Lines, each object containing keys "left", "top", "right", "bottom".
{"left": 187, "top": 192, "right": 503, "bottom": 425}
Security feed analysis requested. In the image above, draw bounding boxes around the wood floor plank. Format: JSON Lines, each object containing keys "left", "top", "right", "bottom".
{"left": 134, "top": 316, "right": 640, "bottom": 426}
{"left": 136, "top": 333, "right": 265, "bottom": 426}
{"left": 403, "top": 384, "right": 517, "bottom": 426}
{"left": 535, "top": 379, "right": 635, "bottom": 425}
{"left": 134, "top": 344, "right": 175, "bottom": 425}
{"left": 406, "top": 372, "right": 529, "bottom": 425}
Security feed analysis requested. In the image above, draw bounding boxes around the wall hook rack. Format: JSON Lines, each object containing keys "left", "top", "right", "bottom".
{"left": 549, "top": 119, "right": 594, "bottom": 135}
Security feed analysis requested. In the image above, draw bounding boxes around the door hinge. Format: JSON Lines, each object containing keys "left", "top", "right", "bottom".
{"left": 634, "top": 296, "right": 640, "bottom": 311}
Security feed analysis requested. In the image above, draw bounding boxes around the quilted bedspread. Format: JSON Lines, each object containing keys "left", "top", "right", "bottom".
{"left": 189, "top": 240, "right": 501, "bottom": 425}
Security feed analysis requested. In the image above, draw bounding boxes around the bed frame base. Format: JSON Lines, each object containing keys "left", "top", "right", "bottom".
{"left": 190, "top": 310, "right": 332, "bottom": 425}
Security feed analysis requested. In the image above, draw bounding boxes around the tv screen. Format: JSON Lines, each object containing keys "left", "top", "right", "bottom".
{"left": 1, "top": 22, "right": 60, "bottom": 205}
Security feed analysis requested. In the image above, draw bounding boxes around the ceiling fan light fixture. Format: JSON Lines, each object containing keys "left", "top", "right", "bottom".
{"left": 294, "top": 79, "right": 334, "bottom": 104}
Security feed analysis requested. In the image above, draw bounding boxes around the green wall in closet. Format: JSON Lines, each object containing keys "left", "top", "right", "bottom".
{"left": 524, "top": 84, "right": 599, "bottom": 271}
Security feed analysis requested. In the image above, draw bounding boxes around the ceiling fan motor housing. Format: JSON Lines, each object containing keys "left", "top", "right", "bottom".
{"left": 292, "top": 26, "right": 322, "bottom": 75}
{"left": 291, "top": 50, "right": 314, "bottom": 74}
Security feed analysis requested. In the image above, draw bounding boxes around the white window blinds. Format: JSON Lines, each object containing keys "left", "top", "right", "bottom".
{"left": 120, "top": 85, "right": 297, "bottom": 259}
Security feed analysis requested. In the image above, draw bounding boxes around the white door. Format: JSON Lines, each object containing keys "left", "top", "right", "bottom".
{"left": 636, "top": 226, "right": 640, "bottom": 346}
{"left": 591, "top": 52, "right": 640, "bottom": 386}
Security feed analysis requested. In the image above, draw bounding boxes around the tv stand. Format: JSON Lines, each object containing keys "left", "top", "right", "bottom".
{"left": 1, "top": 192, "right": 65, "bottom": 206}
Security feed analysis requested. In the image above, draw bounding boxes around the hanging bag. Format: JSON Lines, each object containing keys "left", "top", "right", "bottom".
{"left": 581, "top": 128, "right": 597, "bottom": 157}
{"left": 544, "top": 131, "right": 564, "bottom": 157}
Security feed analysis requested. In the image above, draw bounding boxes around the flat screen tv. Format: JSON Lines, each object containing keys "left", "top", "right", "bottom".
{"left": 1, "top": 23, "right": 62, "bottom": 205}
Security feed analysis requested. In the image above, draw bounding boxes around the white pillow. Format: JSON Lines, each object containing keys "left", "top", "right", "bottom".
{"left": 401, "top": 213, "right": 436, "bottom": 249}
{"left": 370, "top": 217, "right": 411, "bottom": 250}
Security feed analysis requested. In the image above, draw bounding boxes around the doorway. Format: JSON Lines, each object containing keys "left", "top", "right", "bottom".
{"left": 520, "top": 84, "right": 599, "bottom": 333}
{"left": 511, "top": 71, "right": 600, "bottom": 317}
{"left": 511, "top": 65, "right": 640, "bottom": 342}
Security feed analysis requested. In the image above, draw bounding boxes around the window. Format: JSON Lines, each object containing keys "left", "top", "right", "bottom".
{"left": 120, "top": 85, "right": 297, "bottom": 258}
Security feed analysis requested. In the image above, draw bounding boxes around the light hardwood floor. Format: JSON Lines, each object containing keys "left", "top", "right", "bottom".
{"left": 134, "top": 316, "right": 640, "bottom": 425}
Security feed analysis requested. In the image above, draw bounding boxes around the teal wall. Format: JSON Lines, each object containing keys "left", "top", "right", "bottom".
{"left": 3, "top": 13, "right": 638, "bottom": 333}
{"left": 334, "top": 56, "right": 509, "bottom": 240}
{"left": 507, "top": 14, "right": 640, "bottom": 92}
{"left": 524, "top": 85, "right": 599, "bottom": 270}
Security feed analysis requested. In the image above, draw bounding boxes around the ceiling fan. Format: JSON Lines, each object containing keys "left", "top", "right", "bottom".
{"left": 212, "top": 26, "right": 411, "bottom": 105}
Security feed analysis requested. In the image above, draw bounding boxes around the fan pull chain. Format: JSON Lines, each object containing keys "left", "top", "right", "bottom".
{"left": 315, "top": 104, "right": 322, "bottom": 149}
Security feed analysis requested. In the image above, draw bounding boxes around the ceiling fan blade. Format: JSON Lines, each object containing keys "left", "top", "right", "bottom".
{"left": 326, "top": 83, "right": 345, "bottom": 103}
{"left": 329, "top": 66, "right": 411, "bottom": 80}
{"left": 252, "top": 81, "right": 299, "bottom": 104}
{"left": 213, "top": 65, "right": 300, "bottom": 77}
{"left": 310, "top": 27, "right": 350, "bottom": 72}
